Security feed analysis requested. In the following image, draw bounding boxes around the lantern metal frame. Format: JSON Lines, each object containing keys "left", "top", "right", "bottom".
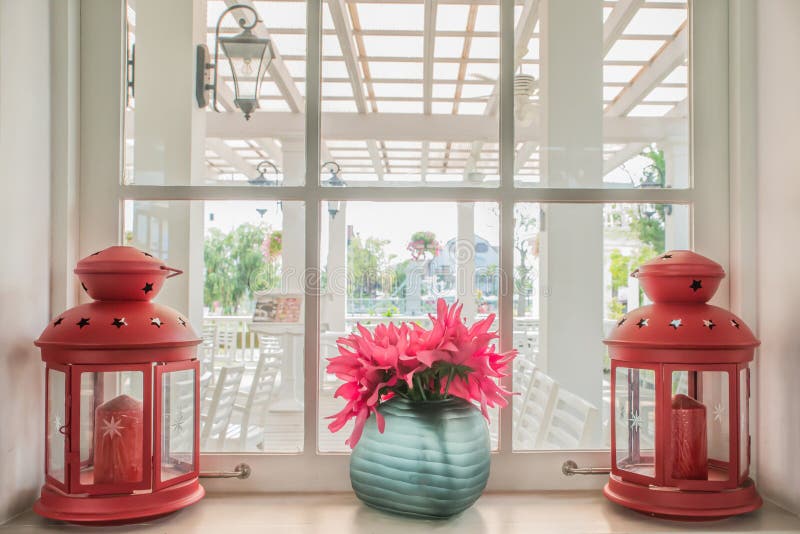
{"left": 196, "top": 4, "right": 274, "bottom": 120}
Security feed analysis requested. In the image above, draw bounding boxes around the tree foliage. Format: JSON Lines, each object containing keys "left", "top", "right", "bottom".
{"left": 204, "top": 223, "right": 275, "bottom": 314}
{"left": 347, "top": 235, "right": 395, "bottom": 299}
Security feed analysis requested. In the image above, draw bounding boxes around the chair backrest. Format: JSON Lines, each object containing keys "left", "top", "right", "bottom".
{"left": 513, "top": 368, "right": 558, "bottom": 449}
{"left": 201, "top": 365, "right": 245, "bottom": 450}
{"left": 199, "top": 370, "right": 213, "bottom": 404}
{"left": 542, "top": 387, "right": 599, "bottom": 449}
{"left": 244, "top": 352, "right": 281, "bottom": 428}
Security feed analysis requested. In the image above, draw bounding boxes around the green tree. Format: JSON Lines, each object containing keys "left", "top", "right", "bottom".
{"left": 630, "top": 146, "right": 668, "bottom": 252}
{"left": 204, "top": 223, "right": 273, "bottom": 314}
{"left": 347, "top": 235, "right": 394, "bottom": 299}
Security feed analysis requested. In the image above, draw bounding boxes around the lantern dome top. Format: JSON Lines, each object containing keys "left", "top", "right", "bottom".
{"left": 36, "top": 246, "right": 200, "bottom": 354}
{"left": 35, "top": 300, "right": 200, "bottom": 351}
{"left": 605, "top": 250, "right": 759, "bottom": 355}
{"left": 75, "top": 246, "right": 183, "bottom": 301}
{"left": 633, "top": 250, "right": 725, "bottom": 304}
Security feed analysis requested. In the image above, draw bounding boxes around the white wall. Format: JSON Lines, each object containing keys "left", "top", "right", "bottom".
{"left": 756, "top": 0, "right": 800, "bottom": 516}
{"left": 0, "top": 0, "right": 51, "bottom": 523}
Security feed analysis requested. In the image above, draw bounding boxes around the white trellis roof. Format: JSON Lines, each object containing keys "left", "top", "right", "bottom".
{"left": 126, "top": 0, "right": 689, "bottom": 184}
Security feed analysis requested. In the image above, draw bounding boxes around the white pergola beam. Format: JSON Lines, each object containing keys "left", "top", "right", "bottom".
{"left": 420, "top": 140, "right": 429, "bottom": 181}
{"left": 603, "top": 142, "right": 647, "bottom": 175}
{"left": 604, "top": 24, "right": 688, "bottom": 117}
{"left": 206, "top": 112, "right": 687, "bottom": 144}
{"left": 225, "top": 0, "right": 304, "bottom": 113}
{"left": 256, "top": 138, "right": 284, "bottom": 168}
{"left": 514, "top": 142, "right": 538, "bottom": 174}
{"left": 327, "top": 0, "right": 384, "bottom": 179}
{"left": 602, "top": 0, "right": 644, "bottom": 56}
{"left": 423, "top": 0, "right": 437, "bottom": 115}
{"left": 207, "top": 138, "right": 259, "bottom": 178}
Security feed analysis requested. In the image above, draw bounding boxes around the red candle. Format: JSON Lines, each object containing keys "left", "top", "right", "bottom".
{"left": 93, "top": 394, "right": 143, "bottom": 484}
{"left": 671, "top": 393, "right": 708, "bottom": 480}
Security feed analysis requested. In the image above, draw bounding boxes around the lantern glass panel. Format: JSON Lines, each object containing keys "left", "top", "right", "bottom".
{"left": 46, "top": 368, "right": 67, "bottom": 484}
{"left": 79, "top": 370, "right": 145, "bottom": 486}
{"left": 615, "top": 367, "right": 656, "bottom": 478}
{"left": 161, "top": 369, "right": 196, "bottom": 482}
{"left": 739, "top": 366, "right": 749, "bottom": 478}
{"left": 669, "top": 370, "right": 730, "bottom": 482}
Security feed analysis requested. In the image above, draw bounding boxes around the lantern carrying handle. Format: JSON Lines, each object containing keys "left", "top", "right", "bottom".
{"left": 161, "top": 265, "right": 183, "bottom": 278}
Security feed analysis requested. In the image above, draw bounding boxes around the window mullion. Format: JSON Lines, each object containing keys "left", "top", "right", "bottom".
{"left": 304, "top": 0, "right": 323, "bottom": 456}
{"left": 497, "top": 0, "right": 515, "bottom": 455}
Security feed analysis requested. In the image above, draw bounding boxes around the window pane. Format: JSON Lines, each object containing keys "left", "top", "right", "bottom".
{"left": 124, "top": 1, "right": 306, "bottom": 186}
{"left": 124, "top": 200, "right": 305, "bottom": 453}
{"left": 46, "top": 369, "right": 66, "bottom": 484}
{"left": 79, "top": 370, "right": 145, "bottom": 486}
{"left": 669, "top": 369, "right": 731, "bottom": 482}
{"left": 320, "top": 1, "right": 499, "bottom": 187}
{"left": 513, "top": 202, "right": 689, "bottom": 450}
{"left": 616, "top": 367, "right": 656, "bottom": 478}
{"left": 514, "top": 1, "right": 689, "bottom": 188}
{"left": 161, "top": 368, "right": 196, "bottom": 482}
{"left": 319, "top": 201, "right": 500, "bottom": 452}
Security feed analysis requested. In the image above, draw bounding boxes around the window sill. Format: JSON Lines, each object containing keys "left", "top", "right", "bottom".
{"left": 4, "top": 491, "right": 799, "bottom": 532}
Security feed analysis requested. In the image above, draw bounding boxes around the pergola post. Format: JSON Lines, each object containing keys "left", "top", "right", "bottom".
{"left": 322, "top": 203, "right": 347, "bottom": 332}
{"left": 537, "top": 0, "right": 604, "bottom": 446}
{"left": 280, "top": 137, "right": 306, "bottom": 294}
{"left": 457, "top": 202, "right": 477, "bottom": 322}
{"left": 132, "top": 0, "right": 206, "bottom": 328}
{"left": 664, "top": 138, "right": 690, "bottom": 250}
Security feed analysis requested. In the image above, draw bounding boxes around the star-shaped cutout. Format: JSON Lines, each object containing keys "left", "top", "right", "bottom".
{"left": 669, "top": 318, "right": 682, "bottom": 330}
{"left": 150, "top": 317, "right": 162, "bottom": 328}
{"left": 703, "top": 319, "right": 716, "bottom": 330}
{"left": 111, "top": 317, "right": 127, "bottom": 328}
{"left": 178, "top": 317, "right": 187, "bottom": 327}
{"left": 731, "top": 319, "right": 740, "bottom": 329}
{"left": 713, "top": 403, "right": 726, "bottom": 423}
{"left": 143, "top": 252, "right": 153, "bottom": 257}
{"left": 90, "top": 251, "right": 101, "bottom": 256}
{"left": 661, "top": 254, "right": 673, "bottom": 260}
{"left": 100, "top": 415, "right": 125, "bottom": 439}
{"left": 636, "top": 318, "right": 649, "bottom": 328}
{"left": 629, "top": 411, "right": 643, "bottom": 430}
{"left": 53, "top": 317, "right": 64, "bottom": 326}
{"left": 690, "top": 279, "right": 703, "bottom": 292}
{"left": 617, "top": 316, "right": 627, "bottom": 327}
{"left": 76, "top": 317, "right": 90, "bottom": 329}
{"left": 81, "top": 282, "right": 88, "bottom": 292}
{"left": 142, "top": 282, "right": 154, "bottom": 294}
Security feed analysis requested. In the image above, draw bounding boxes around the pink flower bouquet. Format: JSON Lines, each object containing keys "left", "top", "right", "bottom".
{"left": 326, "top": 298, "right": 517, "bottom": 448}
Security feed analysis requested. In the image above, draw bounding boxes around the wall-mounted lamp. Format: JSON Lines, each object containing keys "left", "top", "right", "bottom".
{"left": 249, "top": 160, "right": 280, "bottom": 185}
{"left": 322, "top": 161, "right": 345, "bottom": 219}
{"left": 196, "top": 4, "right": 274, "bottom": 120}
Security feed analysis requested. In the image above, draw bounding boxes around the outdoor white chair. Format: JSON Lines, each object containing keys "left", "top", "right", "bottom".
{"left": 513, "top": 368, "right": 558, "bottom": 450}
{"left": 200, "top": 365, "right": 245, "bottom": 451}
{"left": 199, "top": 369, "right": 213, "bottom": 410}
{"left": 541, "top": 388, "right": 599, "bottom": 449}
{"left": 226, "top": 351, "right": 282, "bottom": 451}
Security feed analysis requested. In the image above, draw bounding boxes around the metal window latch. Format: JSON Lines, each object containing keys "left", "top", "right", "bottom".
{"left": 562, "top": 460, "right": 611, "bottom": 476}
{"left": 200, "top": 463, "right": 251, "bottom": 480}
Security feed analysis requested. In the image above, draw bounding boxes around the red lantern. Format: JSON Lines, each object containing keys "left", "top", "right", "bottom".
{"left": 34, "top": 246, "right": 204, "bottom": 524}
{"left": 603, "top": 251, "right": 761, "bottom": 519}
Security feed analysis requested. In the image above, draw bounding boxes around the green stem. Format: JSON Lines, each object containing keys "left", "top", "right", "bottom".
{"left": 443, "top": 366, "right": 456, "bottom": 397}
{"left": 415, "top": 375, "right": 427, "bottom": 401}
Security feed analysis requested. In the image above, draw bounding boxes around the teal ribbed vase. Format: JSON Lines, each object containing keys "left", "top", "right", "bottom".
{"left": 349, "top": 397, "right": 490, "bottom": 519}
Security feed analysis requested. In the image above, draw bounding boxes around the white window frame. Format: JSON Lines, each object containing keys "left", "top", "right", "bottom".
{"left": 55, "top": 0, "right": 757, "bottom": 492}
